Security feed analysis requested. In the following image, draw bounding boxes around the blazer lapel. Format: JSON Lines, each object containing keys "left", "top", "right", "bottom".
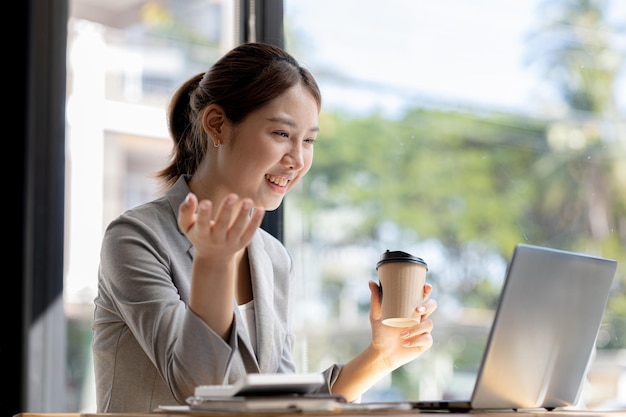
{"left": 248, "top": 232, "right": 281, "bottom": 372}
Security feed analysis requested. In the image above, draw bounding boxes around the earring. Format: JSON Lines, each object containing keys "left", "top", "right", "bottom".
{"left": 213, "top": 140, "right": 220, "bottom": 148}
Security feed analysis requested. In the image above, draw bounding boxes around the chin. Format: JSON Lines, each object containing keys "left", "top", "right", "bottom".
{"left": 261, "top": 197, "right": 284, "bottom": 212}
{"left": 264, "top": 203, "right": 282, "bottom": 212}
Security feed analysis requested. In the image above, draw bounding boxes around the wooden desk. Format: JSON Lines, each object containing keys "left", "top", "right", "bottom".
{"left": 13, "top": 410, "right": 626, "bottom": 417}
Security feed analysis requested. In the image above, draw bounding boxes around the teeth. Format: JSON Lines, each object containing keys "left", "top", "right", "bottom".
{"left": 266, "top": 174, "right": 288, "bottom": 187}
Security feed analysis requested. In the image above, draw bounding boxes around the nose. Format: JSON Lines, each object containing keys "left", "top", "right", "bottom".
{"left": 282, "top": 142, "right": 304, "bottom": 171}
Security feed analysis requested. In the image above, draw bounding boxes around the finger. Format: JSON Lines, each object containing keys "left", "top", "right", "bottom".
{"left": 423, "top": 282, "right": 433, "bottom": 298}
{"left": 401, "top": 332, "right": 433, "bottom": 350}
{"left": 228, "top": 198, "right": 255, "bottom": 240}
{"left": 417, "top": 298, "right": 438, "bottom": 319}
{"left": 400, "top": 319, "right": 434, "bottom": 346}
{"left": 178, "top": 193, "right": 198, "bottom": 232}
{"left": 212, "top": 194, "right": 238, "bottom": 235}
{"left": 419, "top": 317, "right": 434, "bottom": 333}
{"left": 238, "top": 206, "right": 265, "bottom": 245}
{"left": 368, "top": 280, "right": 382, "bottom": 320}
{"left": 195, "top": 199, "right": 214, "bottom": 232}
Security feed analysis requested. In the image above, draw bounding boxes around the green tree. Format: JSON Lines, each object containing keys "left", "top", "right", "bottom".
{"left": 299, "top": 108, "right": 548, "bottom": 307}
{"left": 524, "top": 0, "right": 626, "bottom": 346}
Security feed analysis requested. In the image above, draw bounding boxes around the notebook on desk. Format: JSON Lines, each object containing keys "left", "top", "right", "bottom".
{"left": 411, "top": 243, "right": 617, "bottom": 412}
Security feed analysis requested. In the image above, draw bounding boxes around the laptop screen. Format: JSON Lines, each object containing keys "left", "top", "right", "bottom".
{"left": 470, "top": 244, "right": 617, "bottom": 410}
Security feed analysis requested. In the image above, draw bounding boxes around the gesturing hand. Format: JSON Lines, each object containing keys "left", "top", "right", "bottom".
{"left": 178, "top": 192, "right": 266, "bottom": 261}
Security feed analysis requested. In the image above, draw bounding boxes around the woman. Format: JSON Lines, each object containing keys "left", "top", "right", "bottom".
{"left": 92, "top": 42, "right": 437, "bottom": 413}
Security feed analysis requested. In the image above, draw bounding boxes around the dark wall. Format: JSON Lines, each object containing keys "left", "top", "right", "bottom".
{"left": 11, "top": 1, "right": 29, "bottom": 415}
{"left": 10, "top": 1, "right": 68, "bottom": 416}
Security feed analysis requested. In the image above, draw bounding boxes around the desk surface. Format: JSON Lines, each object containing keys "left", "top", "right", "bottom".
{"left": 13, "top": 410, "right": 626, "bottom": 417}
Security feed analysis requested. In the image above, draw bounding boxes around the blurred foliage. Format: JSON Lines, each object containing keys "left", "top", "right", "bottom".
{"left": 298, "top": 105, "right": 625, "bottom": 318}
{"left": 307, "top": 110, "right": 546, "bottom": 253}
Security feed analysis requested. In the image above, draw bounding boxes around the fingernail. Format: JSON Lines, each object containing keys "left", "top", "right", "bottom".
{"left": 184, "top": 193, "right": 192, "bottom": 204}
{"left": 418, "top": 306, "right": 426, "bottom": 314}
{"left": 400, "top": 330, "right": 410, "bottom": 338}
{"left": 228, "top": 194, "right": 239, "bottom": 205}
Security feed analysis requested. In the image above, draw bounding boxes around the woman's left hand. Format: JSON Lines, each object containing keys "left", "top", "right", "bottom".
{"left": 367, "top": 280, "right": 437, "bottom": 370}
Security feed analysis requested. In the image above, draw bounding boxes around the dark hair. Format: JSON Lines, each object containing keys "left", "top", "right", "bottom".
{"left": 157, "top": 42, "right": 322, "bottom": 188}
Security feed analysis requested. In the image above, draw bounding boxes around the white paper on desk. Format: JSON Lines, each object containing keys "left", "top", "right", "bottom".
{"left": 344, "top": 401, "right": 414, "bottom": 411}
{"left": 157, "top": 405, "right": 191, "bottom": 412}
{"left": 186, "top": 395, "right": 345, "bottom": 413}
{"left": 194, "top": 372, "right": 324, "bottom": 398}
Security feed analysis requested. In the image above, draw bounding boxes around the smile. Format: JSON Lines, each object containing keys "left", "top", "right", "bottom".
{"left": 265, "top": 174, "right": 289, "bottom": 187}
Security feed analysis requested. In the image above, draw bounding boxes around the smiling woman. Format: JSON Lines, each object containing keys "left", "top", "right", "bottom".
{"left": 90, "top": 42, "right": 323, "bottom": 412}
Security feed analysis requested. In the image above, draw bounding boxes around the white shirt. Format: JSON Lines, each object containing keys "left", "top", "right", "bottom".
{"left": 238, "top": 300, "right": 257, "bottom": 353}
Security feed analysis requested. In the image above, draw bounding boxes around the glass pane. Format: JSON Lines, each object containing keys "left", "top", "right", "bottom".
{"left": 65, "top": 0, "right": 235, "bottom": 411}
{"left": 284, "top": 0, "right": 626, "bottom": 407}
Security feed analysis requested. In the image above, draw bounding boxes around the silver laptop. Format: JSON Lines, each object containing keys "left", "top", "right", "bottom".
{"left": 412, "top": 243, "right": 617, "bottom": 412}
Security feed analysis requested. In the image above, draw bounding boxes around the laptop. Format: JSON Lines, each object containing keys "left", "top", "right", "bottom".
{"left": 411, "top": 243, "right": 617, "bottom": 412}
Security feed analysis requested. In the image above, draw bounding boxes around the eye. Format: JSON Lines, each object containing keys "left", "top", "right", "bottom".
{"left": 275, "top": 131, "right": 289, "bottom": 138}
{"left": 304, "top": 138, "right": 316, "bottom": 145}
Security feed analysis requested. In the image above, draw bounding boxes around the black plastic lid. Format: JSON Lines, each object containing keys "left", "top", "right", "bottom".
{"left": 376, "top": 250, "right": 428, "bottom": 270}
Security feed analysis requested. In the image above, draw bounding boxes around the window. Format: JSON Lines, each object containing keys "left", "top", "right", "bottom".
{"left": 64, "top": 0, "right": 626, "bottom": 411}
{"left": 282, "top": 0, "right": 626, "bottom": 406}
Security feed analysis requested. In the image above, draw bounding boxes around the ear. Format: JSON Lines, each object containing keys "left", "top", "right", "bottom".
{"left": 201, "top": 104, "right": 226, "bottom": 139}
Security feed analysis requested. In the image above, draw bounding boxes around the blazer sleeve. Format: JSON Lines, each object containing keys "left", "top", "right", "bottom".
{"left": 93, "top": 202, "right": 258, "bottom": 406}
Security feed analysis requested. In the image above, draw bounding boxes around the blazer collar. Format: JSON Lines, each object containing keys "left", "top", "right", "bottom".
{"left": 165, "top": 175, "right": 194, "bottom": 257}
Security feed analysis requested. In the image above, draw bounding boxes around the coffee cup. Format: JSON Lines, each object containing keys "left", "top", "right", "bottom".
{"left": 376, "top": 250, "right": 428, "bottom": 327}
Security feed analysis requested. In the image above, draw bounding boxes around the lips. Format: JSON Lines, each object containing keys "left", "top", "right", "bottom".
{"left": 265, "top": 174, "right": 289, "bottom": 187}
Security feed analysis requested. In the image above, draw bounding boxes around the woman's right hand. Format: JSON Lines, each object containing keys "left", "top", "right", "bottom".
{"left": 178, "top": 192, "right": 265, "bottom": 261}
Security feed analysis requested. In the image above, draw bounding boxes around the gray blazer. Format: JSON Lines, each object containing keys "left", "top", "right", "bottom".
{"left": 92, "top": 175, "right": 342, "bottom": 412}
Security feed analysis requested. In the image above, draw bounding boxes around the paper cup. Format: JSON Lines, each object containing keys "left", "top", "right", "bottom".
{"left": 377, "top": 250, "right": 428, "bottom": 327}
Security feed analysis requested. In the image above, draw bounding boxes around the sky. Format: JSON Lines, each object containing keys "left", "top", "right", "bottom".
{"left": 285, "top": 0, "right": 625, "bottom": 117}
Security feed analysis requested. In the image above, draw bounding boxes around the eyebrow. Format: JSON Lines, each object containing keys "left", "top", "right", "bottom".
{"left": 268, "top": 116, "right": 319, "bottom": 133}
